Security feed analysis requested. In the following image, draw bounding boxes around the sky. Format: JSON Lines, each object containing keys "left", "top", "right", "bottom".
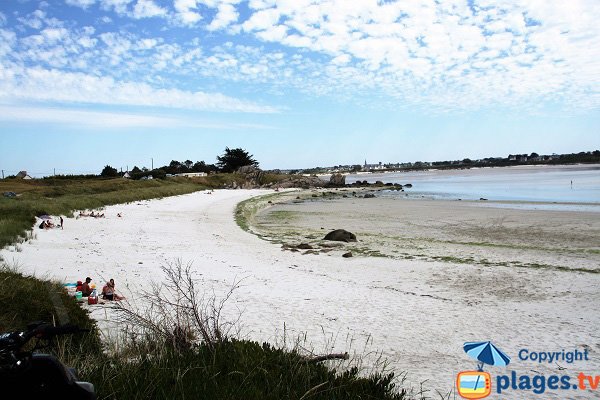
{"left": 0, "top": 0, "right": 599, "bottom": 176}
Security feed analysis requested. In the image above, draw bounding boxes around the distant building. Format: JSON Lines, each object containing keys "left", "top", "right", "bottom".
{"left": 176, "top": 172, "right": 207, "bottom": 178}
{"left": 16, "top": 171, "right": 33, "bottom": 179}
{"left": 123, "top": 172, "right": 131, "bottom": 179}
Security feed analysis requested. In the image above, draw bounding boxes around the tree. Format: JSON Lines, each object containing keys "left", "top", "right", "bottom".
{"left": 101, "top": 165, "right": 119, "bottom": 177}
{"left": 184, "top": 160, "right": 193, "bottom": 171}
{"left": 216, "top": 147, "right": 259, "bottom": 173}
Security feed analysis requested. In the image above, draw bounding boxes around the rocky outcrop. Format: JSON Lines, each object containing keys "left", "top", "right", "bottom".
{"left": 275, "top": 175, "right": 325, "bottom": 189}
{"left": 329, "top": 173, "right": 346, "bottom": 187}
{"left": 323, "top": 229, "right": 357, "bottom": 242}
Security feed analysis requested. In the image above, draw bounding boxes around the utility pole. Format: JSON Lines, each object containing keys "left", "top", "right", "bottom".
{"left": 151, "top": 158, "right": 154, "bottom": 170}
{"left": 53, "top": 168, "right": 55, "bottom": 177}
{"left": 1, "top": 170, "right": 4, "bottom": 179}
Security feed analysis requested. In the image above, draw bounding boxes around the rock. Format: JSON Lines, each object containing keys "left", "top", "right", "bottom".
{"left": 375, "top": 180, "right": 384, "bottom": 185}
{"left": 480, "top": 197, "right": 488, "bottom": 201}
{"left": 342, "top": 252, "right": 353, "bottom": 258}
{"left": 385, "top": 182, "right": 393, "bottom": 186}
{"left": 342, "top": 194, "right": 348, "bottom": 198}
{"left": 404, "top": 183, "right": 413, "bottom": 188}
{"left": 323, "top": 229, "right": 357, "bottom": 242}
{"left": 364, "top": 193, "right": 376, "bottom": 198}
{"left": 329, "top": 173, "right": 346, "bottom": 186}
{"left": 296, "top": 243, "right": 313, "bottom": 250}
{"left": 236, "top": 165, "right": 258, "bottom": 174}
{"left": 3, "top": 192, "right": 16, "bottom": 198}
{"left": 276, "top": 175, "right": 325, "bottom": 189}
{"left": 267, "top": 200, "right": 272, "bottom": 203}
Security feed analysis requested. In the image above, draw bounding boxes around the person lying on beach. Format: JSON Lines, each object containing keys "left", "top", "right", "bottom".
{"left": 102, "top": 279, "right": 125, "bottom": 301}
{"left": 117, "top": 213, "right": 122, "bottom": 218}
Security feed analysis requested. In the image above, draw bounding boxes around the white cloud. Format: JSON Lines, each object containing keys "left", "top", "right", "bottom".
{"left": 0, "top": 105, "right": 272, "bottom": 129}
{"left": 0, "top": 67, "right": 278, "bottom": 113}
{"left": 131, "top": 0, "right": 167, "bottom": 19}
{"left": 100, "top": 0, "right": 133, "bottom": 14}
{"left": 207, "top": 4, "right": 238, "bottom": 31}
{"left": 0, "top": 12, "right": 7, "bottom": 26}
{"left": 3, "top": 0, "right": 598, "bottom": 113}
{"left": 65, "top": 0, "right": 97, "bottom": 9}
{"left": 17, "top": 10, "right": 46, "bottom": 30}
{"left": 174, "top": 0, "right": 202, "bottom": 26}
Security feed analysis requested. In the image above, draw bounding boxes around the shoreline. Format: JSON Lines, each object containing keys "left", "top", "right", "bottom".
{"left": 1, "top": 189, "right": 599, "bottom": 398}
{"left": 248, "top": 190, "right": 600, "bottom": 273}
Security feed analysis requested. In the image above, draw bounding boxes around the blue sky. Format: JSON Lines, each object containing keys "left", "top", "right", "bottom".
{"left": 0, "top": 0, "right": 598, "bottom": 176}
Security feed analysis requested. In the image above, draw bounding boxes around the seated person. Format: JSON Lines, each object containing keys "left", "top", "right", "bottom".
{"left": 102, "top": 279, "right": 125, "bottom": 301}
{"left": 81, "top": 277, "right": 93, "bottom": 297}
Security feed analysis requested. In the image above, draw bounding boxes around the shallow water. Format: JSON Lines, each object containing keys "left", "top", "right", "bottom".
{"left": 343, "top": 164, "right": 600, "bottom": 205}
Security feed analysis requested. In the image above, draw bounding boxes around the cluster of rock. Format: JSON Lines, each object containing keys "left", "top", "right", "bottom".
{"left": 349, "top": 180, "right": 406, "bottom": 191}
{"left": 223, "top": 167, "right": 413, "bottom": 191}
{"left": 281, "top": 229, "right": 357, "bottom": 258}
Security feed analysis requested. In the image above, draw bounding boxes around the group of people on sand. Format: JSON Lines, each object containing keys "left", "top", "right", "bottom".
{"left": 39, "top": 216, "right": 63, "bottom": 230}
{"left": 78, "top": 277, "right": 125, "bottom": 301}
{"left": 78, "top": 211, "right": 105, "bottom": 218}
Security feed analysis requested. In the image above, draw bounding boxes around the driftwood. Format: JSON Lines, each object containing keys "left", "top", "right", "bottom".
{"left": 303, "top": 352, "right": 349, "bottom": 363}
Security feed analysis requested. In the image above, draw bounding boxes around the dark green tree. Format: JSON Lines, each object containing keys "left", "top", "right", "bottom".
{"left": 101, "top": 165, "right": 119, "bottom": 177}
{"left": 216, "top": 147, "right": 259, "bottom": 173}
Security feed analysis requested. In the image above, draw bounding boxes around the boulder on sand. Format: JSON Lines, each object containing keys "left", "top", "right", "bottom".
{"left": 323, "top": 229, "right": 357, "bottom": 242}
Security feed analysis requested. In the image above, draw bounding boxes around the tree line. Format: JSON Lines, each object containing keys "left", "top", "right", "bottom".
{"left": 100, "top": 148, "right": 259, "bottom": 179}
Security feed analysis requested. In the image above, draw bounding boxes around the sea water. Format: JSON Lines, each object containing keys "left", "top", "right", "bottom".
{"left": 343, "top": 164, "right": 600, "bottom": 209}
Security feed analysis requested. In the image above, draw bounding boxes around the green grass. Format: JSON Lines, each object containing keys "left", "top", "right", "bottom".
{"left": 76, "top": 338, "right": 406, "bottom": 400}
{"left": 0, "top": 265, "right": 101, "bottom": 353}
{"left": 234, "top": 192, "right": 286, "bottom": 232}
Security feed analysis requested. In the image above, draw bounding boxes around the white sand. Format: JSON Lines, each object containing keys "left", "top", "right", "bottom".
{"left": 2, "top": 189, "right": 599, "bottom": 399}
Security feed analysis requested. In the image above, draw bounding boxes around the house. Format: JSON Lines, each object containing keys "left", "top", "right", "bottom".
{"left": 123, "top": 172, "right": 131, "bottom": 179}
{"left": 16, "top": 171, "right": 33, "bottom": 179}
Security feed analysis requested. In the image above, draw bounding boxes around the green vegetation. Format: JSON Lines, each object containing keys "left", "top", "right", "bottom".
{"left": 0, "top": 266, "right": 101, "bottom": 352}
{"left": 217, "top": 147, "right": 260, "bottom": 173}
{"left": 234, "top": 192, "right": 286, "bottom": 232}
{"left": 76, "top": 338, "right": 405, "bottom": 400}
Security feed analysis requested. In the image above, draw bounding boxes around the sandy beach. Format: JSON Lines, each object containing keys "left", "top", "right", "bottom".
{"left": 2, "top": 189, "right": 599, "bottom": 399}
